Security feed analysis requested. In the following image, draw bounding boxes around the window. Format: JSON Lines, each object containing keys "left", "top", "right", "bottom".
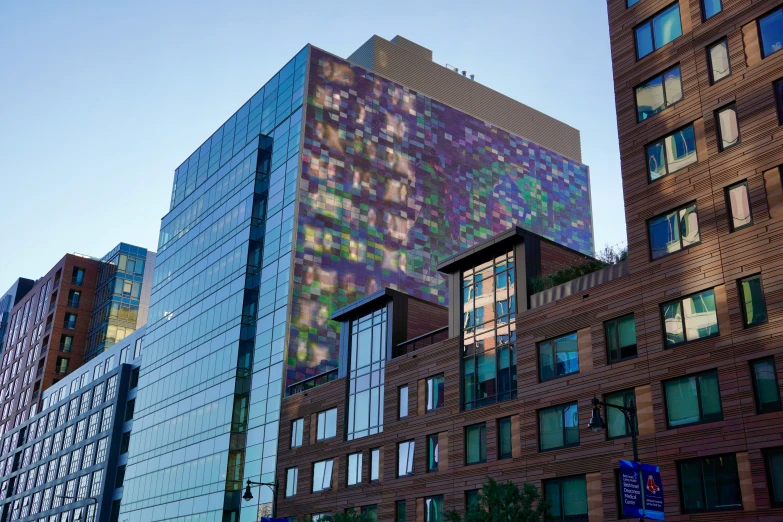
{"left": 347, "top": 452, "right": 362, "bottom": 486}
{"left": 285, "top": 467, "right": 298, "bottom": 497}
{"left": 726, "top": 181, "right": 752, "bottom": 232}
{"left": 291, "top": 418, "right": 303, "bottom": 448}
{"left": 75, "top": 419, "right": 86, "bottom": 444}
{"left": 716, "top": 104, "right": 740, "bottom": 151}
{"left": 544, "top": 475, "right": 588, "bottom": 522}
{"left": 77, "top": 474, "right": 89, "bottom": 500}
{"left": 427, "top": 434, "right": 439, "bottom": 471}
{"left": 538, "top": 332, "right": 578, "bottom": 382}
{"left": 316, "top": 408, "right": 337, "bottom": 441}
{"left": 627, "top": 0, "right": 639, "bottom": 6}
{"left": 397, "top": 440, "right": 415, "bottom": 476}
{"left": 661, "top": 289, "right": 718, "bottom": 347}
{"left": 63, "top": 313, "right": 77, "bottom": 330}
{"left": 124, "top": 400, "right": 134, "bottom": 422}
{"left": 347, "top": 307, "right": 386, "bottom": 440}
{"left": 399, "top": 386, "right": 409, "bottom": 418}
{"left": 425, "top": 374, "right": 444, "bottom": 411}
{"left": 664, "top": 371, "right": 723, "bottom": 427}
{"left": 635, "top": 4, "right": 683, "bottom": 59}
{"left": 370, "top": 448, "right": 380, "bottom": 481}
{"left": 72, "top": 268, "right": 85, "bottom": 285}
{"left": 647, "top": 125, "right": 698, "bottom": 181}
{"left": 707, "top": 38, "right": 731, "bottom": 83}
{"left": 635, "top": 66, "right": 683, "bottom": 121}
{"left": 466, "top": 489, "right": 480, "bottom": 510}
{"left": 119, "top": 432, "right": 129, "bottom": 455}
{"left": 361, "top": 505, "right": 378, "bottom": 522}
{"left": 605, "top": 389, "right": 637, "bottom": 439}
{"left": 129, "top": 367, "right": 139, "bottom": 389}
{"left": 396, "top": 500, "right": 406, "bottom": 522}
{"left": 702, "top": 0, "right": 722, "bottom": 20}
{"left": 498, "top": 417, "right": 512, "bottom": 459}
{"left": 539, "top": 403, "right": 580, "bottom": 450}
{"left": 739, "top": 275, "right": 767, "bottom": 327}
{"left": 605, "top": 315, "right": 637, "bottom": 363}
{"left": 60, "top": 335, "right": 74, "bottom": 353}
{"left": 750, "top": 358, "right": 781, "bottom": 413}
{"left": 91, "top": 469, "right": 102, "bottom": 496}
{"left": 115, "top": 465, "right": 126, "bottom": 488}
{"left": 87, "top": 412, "right": 100, "bottom": 438}
{"left": 424, "top": 495, "right": 443, "bottom": 522}
{"left": 82, "top": 443, "right": 95, "bottom": 468}
{"left": 55, "top": 357, "right": 69, "bottom": 375}
{"left": 766, "top": 448, "right": 783, "bottom": 506}
{"left": 678, "top": 454, "right": 741, "bottom": 512}
{"left": 465, "top": 424, "right": 486, "bottom": 465}
{"left": 759, "top": 8, "right": 783, "bottom": 58}
{"left": 105, "top": 375, "right": 118, "bottom": 400}
{"left": 67, "top": 290, "right": 81, "bottom": 308}
{"left": 312, "top": 459, "right": 333, "bottom": 492}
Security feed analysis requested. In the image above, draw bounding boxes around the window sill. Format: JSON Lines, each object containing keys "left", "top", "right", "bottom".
{"left": 666, "top": 418, "right": 723, "bottom": 430}
{"left": 664, "top": 331, "right": 719, "bottom": 349}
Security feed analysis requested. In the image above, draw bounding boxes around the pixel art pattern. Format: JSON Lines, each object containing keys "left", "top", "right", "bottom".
{"left": 287, "top": 47, "right": 593, "bottom": 383}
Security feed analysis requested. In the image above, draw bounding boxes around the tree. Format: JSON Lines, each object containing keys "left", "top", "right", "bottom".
{"left": 444, "top": 478, "right": 553, "bottom": 522}
{"left": 596, "top": 243, "right": 628, "bottom": 264}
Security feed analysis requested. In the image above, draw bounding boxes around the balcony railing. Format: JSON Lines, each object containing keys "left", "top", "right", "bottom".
{"left": 48, "top": 301, "right": 56, "bottom": 313}
{"left": 71, "top": 276, "right": 84, "bottom": 285}
{"left": 66, "top": 299, "right": 80, "bottom": 309}
{"left": 286, "top": 368, "right": 338, "bottom": 396}
{"left": 394, "top": 326, "right": 449, "bottom": 358}
{"left": 59, "top": 343, "right": 72, "bottom": 353}
{"left": 63, "top": 321, "right": 76, "bottom": 330}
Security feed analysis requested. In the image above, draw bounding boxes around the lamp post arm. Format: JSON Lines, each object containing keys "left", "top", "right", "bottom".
{"left": 245, "top": 479, "right": 280, "bottom": 519}
{"left": 594, "top": 399, "right": 640, "bottom": 462}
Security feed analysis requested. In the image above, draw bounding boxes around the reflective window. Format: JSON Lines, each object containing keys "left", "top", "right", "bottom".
{"left": 726, "top": 181, "right": 752, "bottom": 231}
{"left": 716, "top": 104, "right": 740, "bottom": 151}
{"left": 347, "top": 452, "right": 362, "bottom": 486}
{"left": 635, "top": 66, "right": 683, "bottom": 121}
{"left": 498, "top": 417, "right": 512, "bottom": 459}
{"left": 538, "top": 332, "right": 578, "bottom": 382}
{"left": 398, "top": 440, "right": 415, "bottom": 476}
{"left": 290, "top": 418, "right": 303, "bottom": 448}
{"left": 750, "top": 357, "right": 781, "bottom": 413}
{"left": 739, "top": 274, "right": 767, "bottom": 328}
{"left": 635, "top": 4, "right": 683, "bottom": 59}
{"left": 90, "top": 469, "right": 102, "bottom": 496}
{"left": 539, "top": 403, "right": 580, "bottom": 450}
{"left": 398, "top": 386, "right": 409, "bottom": 418}
{"left": 628, "top": 0, "right": 640, "bottom": 6}
{"left": 424, "top": 495, "right": 443, "bottom": 522}
{"left": 316, "top": 408, "right": 337, "bottom": 441}
{"left": 544, "top": 475, "right": 588, "bottom": 522}
{"left": 427, "top": 434, "right": 439, "bottom": 471}
{"left": 661, "top": 289, "right": 718, "bottom": 347}
{"left": 605, "top": 314, "right": 637, "bottom": 363}
{"left": 465, "top": 424, "right": 486, "bottom": 465}
{"left": 759, "top": 8, "right": 783, "bottom": 58}
{"left": 648, "top": 202, "right": 700, "bottom": 259}
{"left": 370, "top": 448, "right": 380, "bottom": 481}
{"left": 605, "top": 389, "right": 637, "bottom": 439}
{"left": 426, "top": 374, "right": 444, "bottom": 411}
{"left": 647, "top": 124, "right": 697, "bottom": 181}
{"left": 285, "top": 467, "right": 298, "bottom": 497}
{"left": 766, "top": 448, "right": 783, "bottom": 506}
{"left": 702, "top": 0, "right": 722, "bottom": 20}
{"left": 664, "top": 371, "right": 723, "bottom": 427}
{"left": 347, "top": 307, "right": 386, "bottom": 440}
{"left": 312, "top": 459, "right": 333, "bottom": 492}
{"left": 707, "top": 39, "right": 731, "bottom": 83}
{"left": 396, "top": 500, "right": 407, "bottom": 522}
{"left": 678, "top": 454, "right": 741, "bottom": 512}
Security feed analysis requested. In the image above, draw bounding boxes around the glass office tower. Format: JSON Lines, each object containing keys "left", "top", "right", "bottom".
{"left": 121, "top": 39, "right": 593, "bottom": 522}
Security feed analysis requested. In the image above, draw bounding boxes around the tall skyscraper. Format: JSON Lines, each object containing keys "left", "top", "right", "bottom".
{"left": 120, "top": 36, "right": 593, "bottom": 522}
{"left": 0, "top": 279, "right": 35, "bottom": 356}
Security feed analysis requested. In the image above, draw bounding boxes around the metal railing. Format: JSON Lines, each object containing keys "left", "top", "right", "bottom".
{"left": 66, "top": 299, "right": 80, "bottom": 309}
{"left": 394, "top": 326, "right": 449, "bottom": 357}
{"left": 286, "top": 368, "right": 339, "bottom": 396}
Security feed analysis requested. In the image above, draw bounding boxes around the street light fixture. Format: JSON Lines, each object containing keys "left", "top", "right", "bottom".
{"left": 242, "top": 479, "right": 280, "bottom": 520}
{"left": 587, "top": 396, "right": 639, "bottom": 462}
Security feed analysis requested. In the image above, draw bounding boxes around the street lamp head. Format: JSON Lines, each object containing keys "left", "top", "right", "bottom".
{"left": 242, "top": 481, "right": 254, "bottom": 501}
{"left": 587, "top": 396, "right": 606, "bottom": 433}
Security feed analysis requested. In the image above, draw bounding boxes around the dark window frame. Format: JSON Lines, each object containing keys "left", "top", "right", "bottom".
{"left": 645, "top": 123, "right": 699, "bottom": 183}
{"left": 724, "top": 180, "right": 753, "bottom": 232}
{"left": 758, "top": 7, "right": 783, "bottom": 59}
{"left": 538, "top": 402, "right": 580, "bottom": 452}
{"left": 750, "top": 357, "right": 782, "bottom": 414}
{"left": 604, "top": 314, "right": 638, "bottom": 364}
{"left": 425, "top": 373, "right": 444, "bottom": 412}
{"left": 634, "top": 64, "right": 684, "bottom": 123}
{"left": 715, "top": 103, "right": 741, "bottom": 152}
{"left": 627, "top": 0, "right": 640, "bottom": 9}
{"left": 464, "top": 423, "right": 487, "bottom": 465}
{"left": 676, "top": 453, "right": 743, "bottom": 514}
{"left": 497, "top": 416, "right": 513, "bottom": 460}
{"left": 764, "top": 447, "right": 783, "bottom": 507}
{"left": 396, "top": 440, "right": 415, "bottom": 478}
{"left": 707, "top": 37, "right": 731, "bottom": 84}
{"left": 427, "top": 433, "right": 439, "bottom": 472}
{"left": 647, "top": 201, "right": 701, "bottom": 261}
{"left": 634, "top": 2, "right": 683, "bottom": 61}
{"left": 543, "top": 474, "right": 589, "bottom": 522}
{"left": 701, "top": 0, "right": 723, "bottom": 22}
{"left": 659, "top": 287, "right": 719, "bottom": 349}
{"left": 662, "top": 369, "right": 724, "bottom": 429}
{"left": 604, "top": 389, "right": 637, "bottom": 440}
{"left": 537, "top": 331, "right": 579, "bottom": 383}
{"left": 738, "top": 274, "right": 768, "bottom": 328}
{"left": 775, "top": 78, "right": 783, "bottom": 125}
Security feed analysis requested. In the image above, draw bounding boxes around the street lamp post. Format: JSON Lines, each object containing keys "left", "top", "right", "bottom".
{"left": 56, "top": 495, "right": 99, "bottom": 522}
{"left": 242, "top": 479, "right": 280, "bottom": 520}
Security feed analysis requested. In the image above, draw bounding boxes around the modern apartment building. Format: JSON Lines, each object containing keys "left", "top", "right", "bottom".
{"left": 0, "top": 280, "right": 35, "bottom": 357}
{"left": 118, "top": 36, "right": 595, "bottom": 522}
{"left": 270, "top": 2, "right": 783, "bottom": 521}
{"left": 0, "top": 328, "right": 144, "bottom": 522}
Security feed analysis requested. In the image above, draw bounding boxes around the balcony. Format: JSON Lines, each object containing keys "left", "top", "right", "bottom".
{"left": 65, "top": 299, "right": 80, "bottom": 309}
{"left": 286, "top": 368, "right": 338, "bottom": 396}
{"left": 63, "top": 321, "right": 77, "bottom": 330}
{"left": 71, "top": 276, "right": 84, "bottom": 285}
{"left": 394, "top": 326, "right": 449, "bottom": 358}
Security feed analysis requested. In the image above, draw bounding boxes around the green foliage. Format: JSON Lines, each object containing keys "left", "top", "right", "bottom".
{"left": 444, "top": 478, "right": 553, "bottom": 522}
{"left": 528, "top": 258, "right": 608, "bottom": 294}
{"left": 302, "top": 509, "right": 374, "bottom": 522}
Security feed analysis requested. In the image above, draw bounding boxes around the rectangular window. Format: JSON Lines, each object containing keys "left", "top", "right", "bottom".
{"left": 605, "top": 389, "right": 637, "bottom": 439}
{"left": 347, "top": 307, "right": 386, "bottom": 440}
{"left": 766, "top": 448, "right": 783, "bottom": 506}
{"left": 635, "top": 65, "right": 683, "bottom": 121}
{"left": 72, "top": 267, "right": 85, "bottom": 285}
{"left": 716, "top": 104, "right": 740, "bottom": 151}
{"left": 702, "top": 0, "right": 722, "bottom": 20}
{"left": 628, "top": 0, "right": 639, "bottom": 6}
{"left": 397, "top": 440, "right": 415, "bottom": 476}
{"left": 55, "top": 357, "right": 69, "bottom": 375}
{"left": 498, "top": 417, "right": 512, "bottom": 459}
{"left": 707, "top": 38, "right": 731, "bottom": 83}
{"left": 426, "top": 374, "right": 444, "bottom": 411}
{"left": 124, "top": 400, "right": 134, "bottom": 422}
{"left": 118, "top": 433, "right": 128, "bottom": 455}
{"left": 750, "top": 357, "right": 781, "bottom": 414}
{"left": 63, "top": 313, "right": 77, "bottom": 330}
{"left": 664, "top": 371, "right": 723, "bottom": 427}
{"left": 678, "top": 454, "right": 742, "bottom": 512}
{"left": 465, "top": 424, "right": 487, "bottom": 465}
{"left": 312, "top": 459, "right": 334, "bottom": 492}
{"left": 635, "top": 4, "right": 683, "bottom": 59}
{"left": 725, "top": 181, "right": 752, "bottom": 231}
{"left": 291, "top": 418, "right": 303, "bottom": 448}
{"left": 370, "top": 448, "right": 380, "bottom": 481}
{"left": 115, "top": 465, "right": 126, "bottom": 488}
{"left": 739, "top": 275, "right": 767, "bottom": 327}
{"left": 539, "top": 403, "right": 580, "bottom": 450}
{"left": 396, "top": 500, "right": 406, "bottom": 522}
{"left": 759, "top": 8, "right": 783, "bottom": 58}
{"left": 60, "top": 335, "right": 74, "bottom": 353}
{"left": 424, "top": 496, "right": 443, "bottom": 522}
{"left": 661, "top": 289, "right": 718, "bottom": 347}
{"left": 605, "top": 314, "right": 637, "bottom": 363}
{"left": 427, "top": 434, "right": 439, "bottom": 471}
{"left": 399, "top": 386, "right": 409, "bottom": 418}
{"left": 285, "top": 467, "right": 298, "bottom": 498}
{"left": 544, "top": 475, "right": 588, "bottom": 522}
{"left": 538, "top": 332, "right": 578, "bottom": 382}
{"left": 316, "top": 408, "right": 337, "bottom": 441}
{"left": 347, "top": 452, "right": 362, "bottom": 486}
{"left": 647, "top": 124, "right": 698, "bottom": 181}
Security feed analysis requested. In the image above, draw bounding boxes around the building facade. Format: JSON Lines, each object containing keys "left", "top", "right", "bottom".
{"left": 119, "top": 37, "right": 594, "bottom": 522}
{"left": 0, "top": 328, "right": 143, "bottom": 522}
{"left": 272, "top": 2, "right": 783, "bottom": 520}
{"left": 0, "top": 280, "right": 35, "bottom": 357}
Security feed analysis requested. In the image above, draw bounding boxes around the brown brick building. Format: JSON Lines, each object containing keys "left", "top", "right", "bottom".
{"left": 274, "top": 1, "right": 783, "bottom": 520}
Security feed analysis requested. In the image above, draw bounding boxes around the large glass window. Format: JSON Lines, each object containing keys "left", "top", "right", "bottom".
{"left": 605, "top": 389, "right": 637, "bottom": 439}
{"left": 635, "top": 66, "right": 683, "bottom": 121}
{"left": 661, "top": 289, "right": 718, "bottom": 347}
{"left": 605, "top": 314, "right": 637, "bottom": 363}
{"left": 648, "top": 203, "right": 700, "bottom": 258}
{"left": 462, "top": 249, "right": 517, "bottom": 410}
{"left": 370, "top": 448, "right": 380, "bottom": 481}
{"left": 398, "top": 440, "right": 415, "bottom": 477}
{"left": 285, "top": 467, "right": 298, "bottom": 497}
{"left": 316, "top": 408, "right": 337, "bottom": 441}
{"left": 544, "top": 475, "right": 588, "bottom": 522}
{"left": 426, "top": 374, "right": 444, "bottom": 411}
{"left": 347, "top": 307, "right": 386, "bottom": 440}
{"left": 647, "top": 125, "right": 698, "bottom": 181}
{"left": 424, "top": 495, "right": 443, "bottom": 522}
{"left": 716, "top": 104, "right": 740, "bottom": 151}
{"left": 635, "top": 4, "right": 683, "bottom": 59}
{"left": 739, "top": 275, "right": 767, "bottom": 327}
{"left": 702, "top": 0, "right": 722, "bottom": 20}
{"left": 664, "top": 371, "right": 723, "bottom": 427}
{"left": 759, "top": 8, "right": 783, "bottom": 58}
{"left": 427, "top": 434, "right": 439, "bottom": 472}
{"left": 399, "top": 386, "right": 409, "bottom": 418}
{"left": 539, "top": 403, "right": 580, "bottom": 450}
{"left": 766, "top": 448, "right": 783, "bottom": 506}
{"left": 750, "top": 357, "right": 781, "bottom": 413}
{"left": 538, "top": 332, "right": 578, "bottom": 382}
{"left": 498, "top": 417, "right": 512, "bottom": 459}
{"left": 678, "top": 454, "right": 741, "bottom": 512}
{"left": 726, "top": 181, "right": 752, "bottom": 232}
{"left": 347, "top": 452, "right": 363, "bottom": 486}
{"left": 312, "top": 459, "right": 333, "bottom": 492}
{"left": 291, "top": 418, "right": 303, "bottom": 448}
{"left": 465, "top": 424, "right": 486, "bottom": 465}
{"left": 707, "top": 39, "right": 731, "bottom": 83}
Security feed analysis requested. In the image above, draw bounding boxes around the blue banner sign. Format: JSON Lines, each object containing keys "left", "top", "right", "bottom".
{"left": 619, "top": 460, "right": 644, "bottom": 518}
{"left": 642, "top": 463, "right": 665, "bottom": 520}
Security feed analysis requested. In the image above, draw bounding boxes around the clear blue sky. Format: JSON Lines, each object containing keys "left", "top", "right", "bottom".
{"left": 0, "top": 0, "right": 625, "bottom": 292}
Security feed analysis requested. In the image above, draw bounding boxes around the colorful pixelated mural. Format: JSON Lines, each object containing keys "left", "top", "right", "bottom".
{"left": 287, "top": 46, "right": 593, "bottom": 383}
